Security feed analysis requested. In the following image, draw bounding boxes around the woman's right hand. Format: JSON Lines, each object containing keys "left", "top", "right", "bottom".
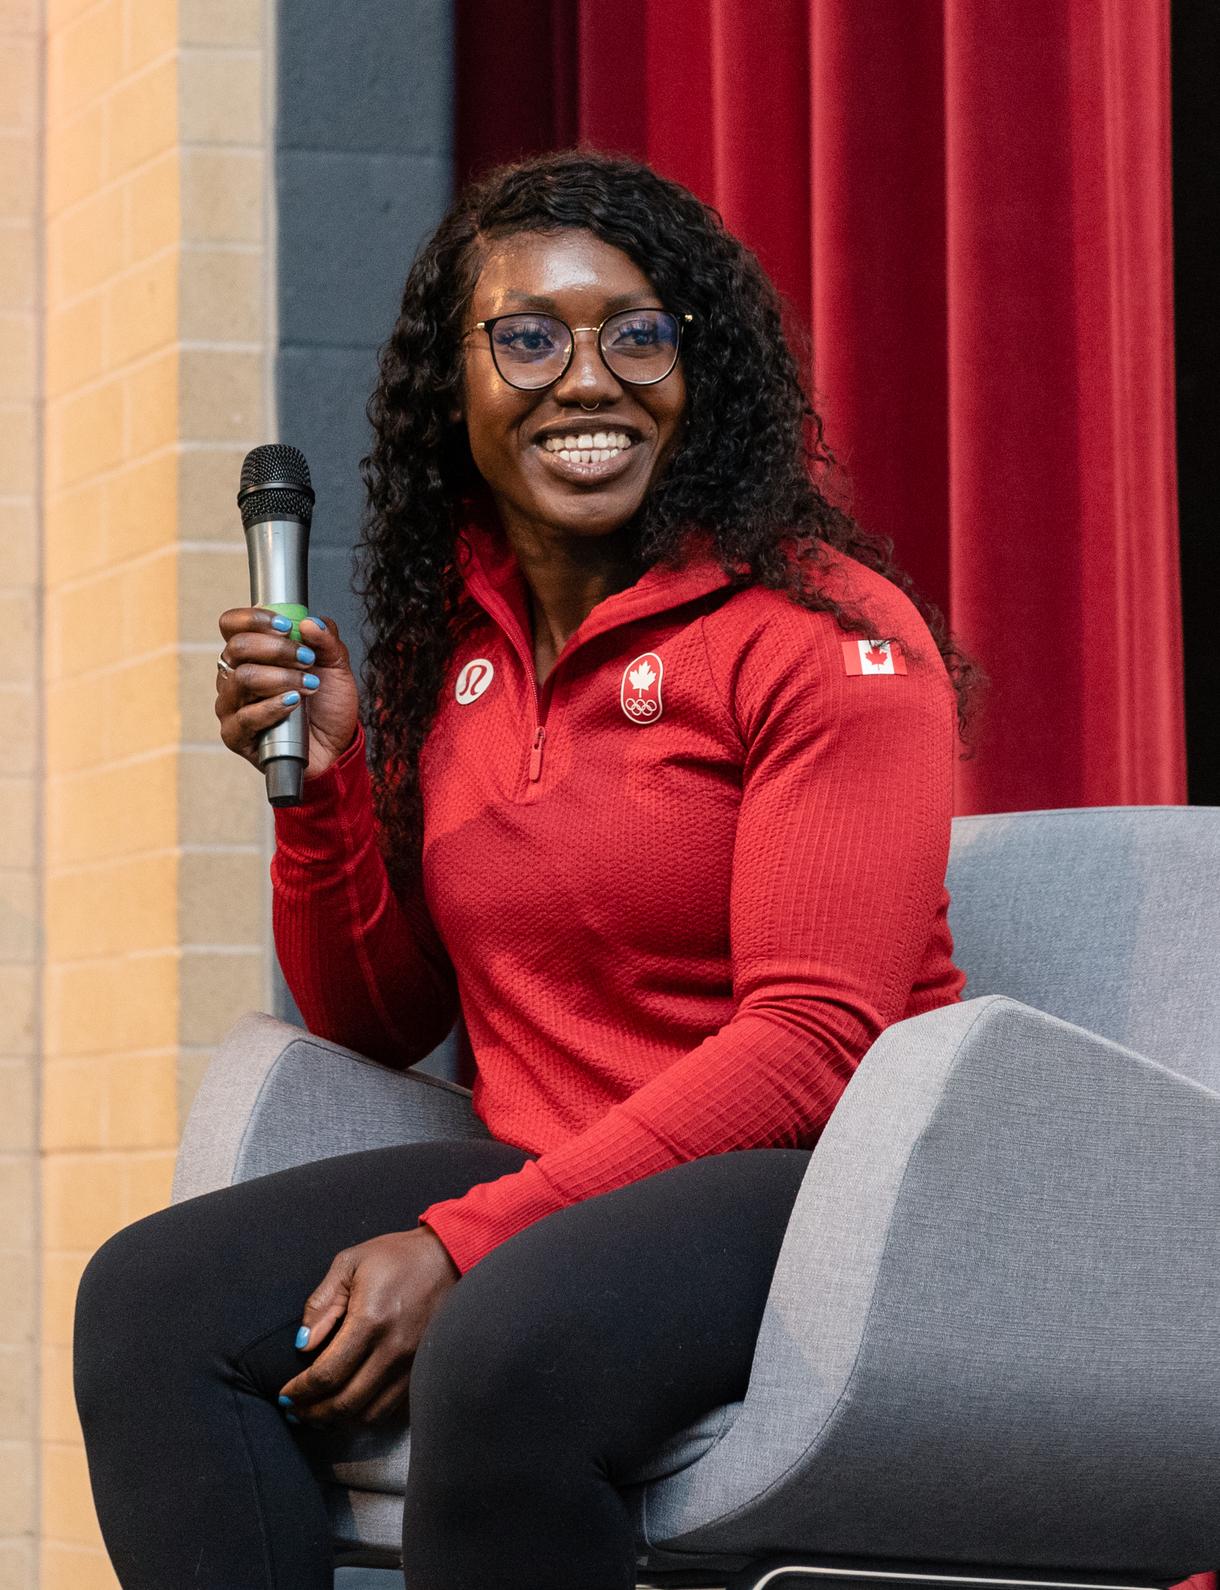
{"left": 216, "top": 608, "right": 361, "bottom": 782}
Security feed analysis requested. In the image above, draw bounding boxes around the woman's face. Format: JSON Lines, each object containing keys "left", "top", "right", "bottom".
{"left": 457, "top": 228, "right": 687, "bottom": 540}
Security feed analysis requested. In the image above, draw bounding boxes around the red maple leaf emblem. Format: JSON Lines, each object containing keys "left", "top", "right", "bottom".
{"left": 865, "top": 643, "right": 889, "bottom": 667}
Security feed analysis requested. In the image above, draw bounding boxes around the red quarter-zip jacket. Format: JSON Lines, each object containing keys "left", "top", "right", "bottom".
{"left": 270, "top": 510, "right": 966, "bottom": 1274}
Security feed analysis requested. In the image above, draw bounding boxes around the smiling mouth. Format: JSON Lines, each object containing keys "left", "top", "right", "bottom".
{"left": 535, "top": 428, "right": 639, "bottom": 466}
{"left": 534, "top": 429, "right": 648, "bottom": 483}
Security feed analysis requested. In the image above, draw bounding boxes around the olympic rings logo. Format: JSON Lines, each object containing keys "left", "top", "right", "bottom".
{"left": 620, "top": 651, "right": 663, "bottom": 724}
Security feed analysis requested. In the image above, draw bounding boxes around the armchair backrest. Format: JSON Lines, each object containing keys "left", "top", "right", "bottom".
{"left": 945, "top": 805, "right": 1220, "bottom": 1091}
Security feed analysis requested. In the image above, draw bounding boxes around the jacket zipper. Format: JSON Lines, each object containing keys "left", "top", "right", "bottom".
{"left": 529, "top": 725, "right": 546, "bottom": 781}
{"left": 464, "top": 587, "right": 555, "bottom": 788}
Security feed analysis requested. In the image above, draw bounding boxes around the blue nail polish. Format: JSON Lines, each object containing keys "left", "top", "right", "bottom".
{"left": 271, "top": 615, "right": 292, "bottom": 632}
{"left": 305, "top": 616, "right": 327, "bottom": 631}
{"left": 301, "top": 673, "right": 320, "bottom": 690}
{"left": 286, "top": 1412, "right": 301, "bottom": 1426}
{"left": 278, "top": 1393, "right": 293, "bottom": 1407}
{"left": 282, "top": 691, "right": 300, "bottom": 706}
{"left": 296, "top": 645, "right": 315, "bottom": 665}
{"left": 295, "top": 1325, "right": 311, "bottom": 1349}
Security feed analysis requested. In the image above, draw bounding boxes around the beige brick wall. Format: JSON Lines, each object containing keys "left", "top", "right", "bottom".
{"left": 39, "top": 1, "right": 273, "bottom": 1582}
{"left": 1, "top": 0, "right": 45, "bottom": 1582}
{"left": 174, "top": 0, "right": 271, "bottom": 1124}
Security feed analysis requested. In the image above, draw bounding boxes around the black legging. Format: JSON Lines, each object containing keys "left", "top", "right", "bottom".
{"left": 73, "top": 1136, "right": 812, "bottom": 1589}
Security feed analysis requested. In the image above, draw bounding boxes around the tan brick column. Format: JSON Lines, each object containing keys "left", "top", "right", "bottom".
{"left": 40, "top": 2, "right": 273, "bottom": 1583}
{"left": 1, "top": 1, "right": 45, "bottom": 1583}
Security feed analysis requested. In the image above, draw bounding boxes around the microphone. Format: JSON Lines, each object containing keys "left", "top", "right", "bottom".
{"left": 236, "top": 444, "right": 316, "bottom": 808}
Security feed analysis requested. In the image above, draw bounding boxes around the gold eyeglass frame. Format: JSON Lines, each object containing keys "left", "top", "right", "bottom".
{"left": 460, "top": 308, "right": 694, "bottom": 390}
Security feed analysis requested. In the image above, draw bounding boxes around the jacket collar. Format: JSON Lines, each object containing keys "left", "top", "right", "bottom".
{"left": 453, "top": 496, "right": 748, "bottom": 671}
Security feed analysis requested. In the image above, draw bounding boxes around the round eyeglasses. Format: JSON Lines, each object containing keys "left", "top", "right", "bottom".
{"left": 461, "top": 307, "right": 692, "bottom": 391}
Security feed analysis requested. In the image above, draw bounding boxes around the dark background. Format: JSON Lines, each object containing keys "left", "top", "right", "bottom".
{"left": 1171, "top": 0, "right": 1218, "bottom": 806}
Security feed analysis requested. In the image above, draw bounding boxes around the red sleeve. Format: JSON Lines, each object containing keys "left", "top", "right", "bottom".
{"left": 417, "top": 602, "right": 958, "bottom": 1273}
{"left": 271, "top": 718, "right": 460, "bottom": 1069}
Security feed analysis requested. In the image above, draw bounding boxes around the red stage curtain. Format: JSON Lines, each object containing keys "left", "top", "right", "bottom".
{"left": 456, "top": 0, "right": 1186, "bottom": 819}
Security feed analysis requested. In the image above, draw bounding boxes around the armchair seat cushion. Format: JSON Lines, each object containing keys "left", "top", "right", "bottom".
{"left": 309, "top": 1398, "right": 745, "bottom": 1571}
{"left": 303, "top": 1395, "right": 742, "bottom": 1501}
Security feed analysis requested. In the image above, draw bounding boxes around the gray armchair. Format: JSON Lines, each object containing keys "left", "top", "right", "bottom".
{"left": 174, "top": 805, "right": 1220, "bottom": 1590}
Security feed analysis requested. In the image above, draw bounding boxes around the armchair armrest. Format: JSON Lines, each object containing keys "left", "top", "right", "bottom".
{"left": 639, "top": 995, "right": 1220, "bottom": 1582}
{"left": 172, "top": 1011, "right": 492, "bottom": 1205}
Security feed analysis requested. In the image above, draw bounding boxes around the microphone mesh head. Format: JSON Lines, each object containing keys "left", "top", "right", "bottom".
{"left": 238, "top": 443, "right": 316, "bottom": 529}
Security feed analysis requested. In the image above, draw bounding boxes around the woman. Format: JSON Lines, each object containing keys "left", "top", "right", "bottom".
{"left": 74, "top": 149, "right": 984, "bottom": 1589}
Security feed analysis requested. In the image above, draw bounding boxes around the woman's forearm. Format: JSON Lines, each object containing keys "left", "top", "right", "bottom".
{"left": 271, "top": 719, "right": 459, "bottom": 1068}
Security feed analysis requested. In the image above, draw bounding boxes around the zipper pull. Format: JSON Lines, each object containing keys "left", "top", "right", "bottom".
{"left": 529, "top": 725, "right": 546, "bottom": 781}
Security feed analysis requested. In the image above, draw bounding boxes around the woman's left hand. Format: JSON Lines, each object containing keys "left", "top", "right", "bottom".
{"left": 277, "top": 1226, "right": 460, "bottom": 1428}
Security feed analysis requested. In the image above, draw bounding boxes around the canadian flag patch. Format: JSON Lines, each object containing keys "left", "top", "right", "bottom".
{"left": 621, "top": 651, "right": 663, "bottom": 723}
{"left": 841, "top": 638, "right": 907, "bottom": 675}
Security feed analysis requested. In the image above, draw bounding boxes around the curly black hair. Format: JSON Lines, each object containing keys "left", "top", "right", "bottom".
{"left": 353, "top": 147, "right": 987, "bottom": 897}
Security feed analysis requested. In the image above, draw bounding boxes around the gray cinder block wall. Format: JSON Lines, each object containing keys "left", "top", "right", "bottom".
{"left": 276, "top": 0, "right": 453, "bottom": 622}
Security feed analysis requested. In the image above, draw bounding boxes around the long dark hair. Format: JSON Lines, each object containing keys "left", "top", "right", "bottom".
{"left": 354, "top": 148, "right": 986, "bottom": 896}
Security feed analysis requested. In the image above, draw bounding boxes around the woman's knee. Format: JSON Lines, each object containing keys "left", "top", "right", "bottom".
{"left": 409, "top": 1236, "right": 574, "bottom": 1440}
{"left": 74, "top": 1210, "right": 191, "bottom": 1423}
{"left": 77, "top": 1210, "right": 181, "bottom": 1333}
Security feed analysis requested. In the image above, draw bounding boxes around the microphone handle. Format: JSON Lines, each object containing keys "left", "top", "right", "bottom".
{"left": 244, "top": 515, "right": 311, "bottom": 808}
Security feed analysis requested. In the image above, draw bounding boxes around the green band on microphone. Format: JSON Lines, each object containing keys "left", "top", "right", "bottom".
{"left": 257, "top": 602, "right": 310, "bottom": 645}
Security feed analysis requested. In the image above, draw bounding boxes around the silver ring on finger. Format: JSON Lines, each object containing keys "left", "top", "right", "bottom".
{"left": 216, "top": 654, "right": 235, "bottom": 677}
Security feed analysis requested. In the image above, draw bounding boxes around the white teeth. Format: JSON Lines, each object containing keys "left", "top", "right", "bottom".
{"left": 544, "top": 431, "right": 633, "bottom": 452}
{"left": 557, "top": 448, "right": 622, "bottom": 464}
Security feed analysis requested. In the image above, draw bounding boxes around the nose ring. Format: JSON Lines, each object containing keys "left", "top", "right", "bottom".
{"left": 580, "top": 401, "right": 600, "bottom": 412}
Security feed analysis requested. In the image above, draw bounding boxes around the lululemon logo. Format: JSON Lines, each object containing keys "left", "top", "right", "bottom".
{"left": 620, "top": 651, "right": 663, "bottom": 723}
{"left": 455, "top": 658, "right": 494, "bottom": 704}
